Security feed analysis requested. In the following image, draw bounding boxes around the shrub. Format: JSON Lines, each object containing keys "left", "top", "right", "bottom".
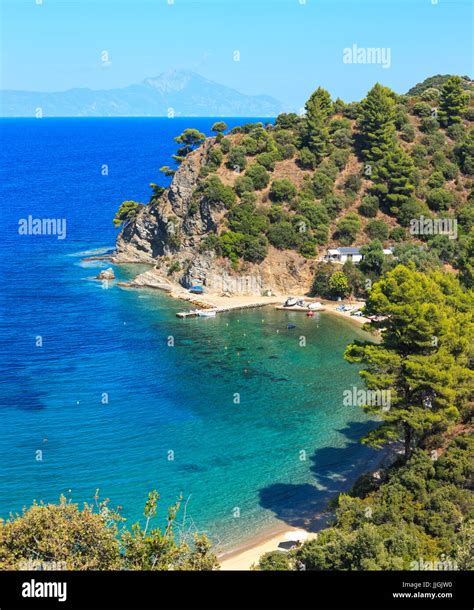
{"left": 220, "top": 138, "right": 231, "bottom": 154}
{"left": 226, "top": 146, "right": 247, "bottom": 172}
{"left": 401, "top": 123, "right": 416, "bottom": 142}
{"left": 331, "top": 128, "right": 353, "bottom": 148}
{"left": 390, "top": 226, "right": 406, "bottom": 242}
{"left": 332, "top": 149, "right": 350, "bottom": 170}
{"left": 329, "top": 271, "right": 351, "bottom": 298}
{"left": 227, "top": 202, "right": 268, "bottom": 236}
{"left": 257, "top": 551, "right": 292, "bottom": 571}
{"left": 344, "top": 173, "right": 362, "bottom": 193}
{"left": 426, "top": 188, "right": 455, "bottom": 211}
{"left": 365, "top": 219, "right": 389, "bottom": 240}
{"left": 269, "top": 179, "right": 297, "bottom": 203}
{"left": 297, "top": 147, "right": 317, "bottom": 169}
{"left": 234, "top": 175, "right": 255, "bottom": 196}
{"left": 420, "top": 117, "right": 439, "bottom": 134}
{"left": 267, "top": 222, "right": 300, "bottom": 249}
{"left": 245, "top": 164, "right": 270, "bottom": 190}
{"left": 446, "top": 123, "right": 466, "bottom": 141}
{"left": 334, "top": 213, "right": 361, "bottom": 245}
{"left": 312, "top": 172, "right": 334, "bottom": 198}
{"left": 207, "top": 147, "right": 223, "bottom": 170}
{"left": 322, "top": 194, "right": 345, "bottom": 219}
{"left": 412, "top": 102, "right": 433, "bottom": 117}
{"left": 256, "top": 151, "right": 280, "bottom": 171}
{"left": 442, "top": 162, "right": 458, "bottom": 180}
{"left": 198, "top": 175, "right": 236, "bottom": 208}
{"left": 427, "top": 171, "right": 445, "bottom": 189}
{"left": 359, "top": 195, "right": 379, "bottom": 218}
{"left": 296, "top": 201, "right": 330, "bottom": 228}
{"left": 241, "top": 136, "right": 258, "bottom": 155}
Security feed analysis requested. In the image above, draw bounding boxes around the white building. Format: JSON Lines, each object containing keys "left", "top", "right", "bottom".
{"left": 325, "top": 247, "right": 393, "bottom": 265}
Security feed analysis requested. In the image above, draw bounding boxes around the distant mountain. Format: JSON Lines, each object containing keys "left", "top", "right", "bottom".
{"left": 0, "top": 70, "right": 283, "bottom": 118}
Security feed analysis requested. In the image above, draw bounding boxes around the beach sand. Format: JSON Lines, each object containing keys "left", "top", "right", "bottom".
{"left": 218, "top": 528, "right": 319, "bottom": 571}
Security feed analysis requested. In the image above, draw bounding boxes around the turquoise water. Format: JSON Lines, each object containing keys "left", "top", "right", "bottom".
{"left": 0, "top": 119, "right": 377, "bottom": 551}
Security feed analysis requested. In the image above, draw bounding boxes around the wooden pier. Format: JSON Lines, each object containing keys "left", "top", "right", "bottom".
{"left": 176, "top": 300, "right": 279, "bottom": 318}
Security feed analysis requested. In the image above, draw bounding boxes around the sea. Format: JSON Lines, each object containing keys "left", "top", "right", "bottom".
{"left": 0, "top": 118, "right": 378, "bottom": 552}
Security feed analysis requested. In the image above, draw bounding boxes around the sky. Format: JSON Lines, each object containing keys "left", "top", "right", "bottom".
{"left": 0, "top": 0, "right": 472, "bottom": 109}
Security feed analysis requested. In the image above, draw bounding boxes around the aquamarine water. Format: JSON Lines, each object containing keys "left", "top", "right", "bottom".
{"left": 0, "top": 119, "right": 377, "bottom": 551}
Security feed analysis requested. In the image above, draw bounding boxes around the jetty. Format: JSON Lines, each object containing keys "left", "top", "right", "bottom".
{"left": 176, "top": 299, "right": 279, "bottom": 318}
{"left": 275, "top": 305, "right": 326, "bottom": 312}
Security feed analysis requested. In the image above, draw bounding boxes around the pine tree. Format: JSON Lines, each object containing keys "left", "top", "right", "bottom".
{"left": 345, "top": 265, "right": 474, "bottom": 459}
{"left": 438, "top": 76, "right": 469, "bottom": 127}
{"left": 371, "top": 146, "right": 415, "bottom": 215}
{"left": 304, "top": 87, "right": 332, "bottom": 161}
{"left": 357, "top": 83, "right": 397, "bottom": 165}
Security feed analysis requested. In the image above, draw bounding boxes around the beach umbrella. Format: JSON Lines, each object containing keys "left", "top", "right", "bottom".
{"left": 284, "top": 530, "right": 308, "bottom": 542}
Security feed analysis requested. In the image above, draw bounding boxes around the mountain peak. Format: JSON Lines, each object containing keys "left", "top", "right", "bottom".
{"left": 142, "top": 70, "right": 205, "bottom": 93}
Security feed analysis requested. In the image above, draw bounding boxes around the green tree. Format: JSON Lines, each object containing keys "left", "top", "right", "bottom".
{"left": 359, "top": 240, "right": 386, "bottom": 277}
{"left": 329, "top": 271, "right": 350, "bottom": 298}
{"left": 211, "top": 121, "right": 228, "bottom": 134}
{"left": 438, "top": 76, "right": 469, "bottom": 127}
{"left": 172, "top": 129, "right": 206, "bottom": 164}
{"left": 269, "top": 179, "right": 297, "bottom": 203}
{"left": 334, "top": 213, "right": 361, "bottom": 245}
{"left": 245, "top": 164, "right": 270, "bottom": 190}
{"left": 371, "top": 146, "right": 415, "bottom": 215}
{"left": 113, "top": 200, "right": 143, "bottom": 228}
{"left": 303, "top": 87, "right": 332, "bottom": 161}
{"left": 345, "top": 265, "right": 474, "bottom": 458}
{"left": 358, "top": 84, "right": 397, "bottom": 164}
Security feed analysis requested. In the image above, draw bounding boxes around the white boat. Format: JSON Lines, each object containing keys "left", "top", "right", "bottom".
{"left": 284, "top": 297, "right": 298, "bottom": 307}
{"left": 308, "top": 301, "right": 323, "bottom": 310}
{"left": 198, "top": 310, "right": 217, "bottom": 317}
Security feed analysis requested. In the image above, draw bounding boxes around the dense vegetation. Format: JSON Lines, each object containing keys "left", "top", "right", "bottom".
{"left": 257, "top": 264, "right": 473, "bottom": 571}
{"left": 0, "top": 491, "right": 218, "bottom": 570}
{"left": 144, "top": 74, "right": 474, "bottom": 283}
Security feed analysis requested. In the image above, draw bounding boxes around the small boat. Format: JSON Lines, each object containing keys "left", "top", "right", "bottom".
{"left": 308, "top": 301, "right": 323, "bottom": 311}
{"left": 287, "top": 323, "right": 297, "bottom": 329}
{"left": 189, "top": 285, "right": 204, "bottom": 294}
{"left": 306, "top": 311, "right": 315, "bottom": 317}
{"left": 198, "top": 310, "right": 216, "bottom": 317}
{"left": 284, "top": 297, "right": 297, "bottom": 307}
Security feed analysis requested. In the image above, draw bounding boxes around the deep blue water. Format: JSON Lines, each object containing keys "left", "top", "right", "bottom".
{"left": 0, "top": 118, "right": 378, "bottom": 552}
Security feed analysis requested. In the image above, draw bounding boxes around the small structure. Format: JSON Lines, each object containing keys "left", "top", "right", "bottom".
{"left": 325, "top": 247, "right": 393, "bottom": 265}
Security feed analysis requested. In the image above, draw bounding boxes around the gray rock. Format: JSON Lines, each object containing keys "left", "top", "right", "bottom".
{"left": 96, "top": 268, "right": 115, "bottom": 280}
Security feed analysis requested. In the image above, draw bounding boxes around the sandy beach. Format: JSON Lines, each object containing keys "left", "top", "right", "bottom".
{"left": 218, "top": 528, "right": 319, "bottom": 570}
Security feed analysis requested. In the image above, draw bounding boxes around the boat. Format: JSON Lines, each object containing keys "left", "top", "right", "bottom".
{"left": 308, "top": 301, "right": 323, "bottom": 310}
{"left": 198, "top": 310, "right": 217, "bottom": 317}
{"left": 287, "top": 323, "right": 297, "bottom": 329}
{"left": 306, "top": 311, "right": 315, "bottom": 317}
{"left": 189, "top": 285, "right": 204, "bottom": 294}
{"left": 284, "top": 297, "right": 298, "bottom": 307}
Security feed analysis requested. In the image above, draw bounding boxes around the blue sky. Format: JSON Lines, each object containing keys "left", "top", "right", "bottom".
{"left": 1, "top": 0, "right": 472, "bottom": 108}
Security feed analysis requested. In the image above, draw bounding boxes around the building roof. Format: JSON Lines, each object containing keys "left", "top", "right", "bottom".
{"left": 337, "top": 247, "right": 361, "bottom": 255}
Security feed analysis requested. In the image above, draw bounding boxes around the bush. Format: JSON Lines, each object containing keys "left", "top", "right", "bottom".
{"left": 331, "top": 128, "right": 353, "bottom": 148}
{"left": 199, "top": 175, "right": 236, "bottom": 208}
{"left": 322, "top": 194, "right": 345, "bottom": 219}
{"left": 442, "top": 162, "right": 458, "bottom": 180}
{"left": 412, "top": 101, "right": 433, "bottom": 117}
{"left": 359, "top": 195, "right": 379, "bottom": 218}
{"left": 446, "top": 123, "right": 466, "bottom": 141}
{"left": 296, "top": 200, "right": 330, "bottom": 228}
{"left": 332, "top": 149, "right": 350, "bottom": 170}
{"left": 245, "top": 164, "right": 270, "bottom": 190}
{"left": 365, "top": 219, "right": 389, "bottom": 240}
{"left": 227, "top": 202, "right": 268, "bottom": 236}
{"left": 420, "top": 117, "right": 439, "bottom": 134}
{"left": 269, "top": 179, "right": 297, "bottom": 203}
{"left": 256, "top": 151, "right": 280, "bottom": 171}
{"left": 390, "top": 226, "right": 406, "bottom": 242}
{"left": 297, "top": 147, "right": 317, "bottom": 169}
{"left": 257, "top": 551, "right": 292, "bottom": 571}
{"left": 312, "top": 172, "right": 334, "bottom": 198}
{"left": 220, "top": 138, "right": 231, "bottom": 154}
{"left": 234, "top": 175, "right": 255, "bottom": 196}
{"left": 226, "top": 146, "right": 247, "bottom": 172}
{"left": 426, "top": 188, "right": 455, "bottom": 211}
{"left": 427, "top": 171, "right": 445, "bottom": 189}
{"left": 334, "top": 213, "right": 361, "bottom": 245}
{"left": 344, "top": 173, "right": 362, "bottom": 193}
{"left": 401, "top": 123, "right": 416, "bottom": 142}
{"left": 207, "top": 147, "right": 223, "bottom": 170}
{"left": 241, "top": 136, "right": 258, "bottom": 155}
{"left": 267, "top": 222, "right": 300, "bottom": 249}
{"left": 329, "top": 271, "right": 351, "bottom": 298}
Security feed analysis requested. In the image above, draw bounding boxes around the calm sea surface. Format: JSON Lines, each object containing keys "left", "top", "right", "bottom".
{"left": 0, "top": 118, "right": 378, "bottom": 551}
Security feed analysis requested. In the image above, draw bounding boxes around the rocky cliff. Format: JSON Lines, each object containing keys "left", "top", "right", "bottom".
{"left": 114, "top": 139, "right": 316, "bottom": 296}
